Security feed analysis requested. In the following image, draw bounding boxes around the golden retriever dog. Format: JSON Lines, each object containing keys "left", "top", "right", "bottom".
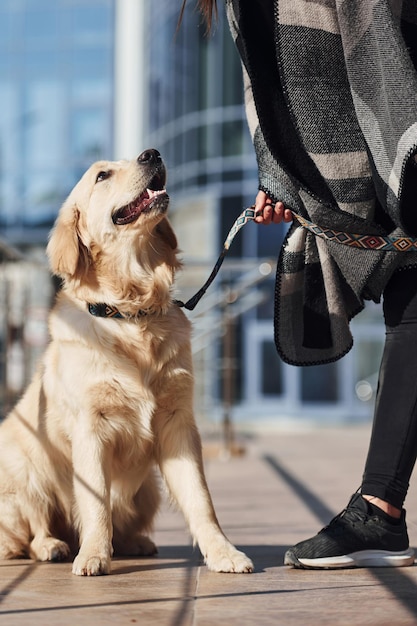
{"left": 0, "top": 149, "right": 253, "bottom": 576}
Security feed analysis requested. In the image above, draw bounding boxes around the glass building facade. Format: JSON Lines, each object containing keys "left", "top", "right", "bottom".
{"left": 0, "top": 0, "right": 115, "bottom": 412}
{"left": 0, "top": 0, "right": 115, "bottom": 245}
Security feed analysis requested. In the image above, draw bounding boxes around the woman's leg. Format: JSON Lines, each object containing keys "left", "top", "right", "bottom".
{"left": 284, "top": 267, "right": 417, "bottom": 569}
{"left": 361, "top": 267, "right": 417, "bottom": 510}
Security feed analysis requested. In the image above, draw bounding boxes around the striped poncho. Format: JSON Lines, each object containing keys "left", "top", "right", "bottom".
{"left": 225, "top": 0, "right": 417, "bottom": 365}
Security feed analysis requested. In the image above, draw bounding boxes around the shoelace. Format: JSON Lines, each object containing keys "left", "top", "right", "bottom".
{"left": 320, "top": 502, "right": 367, "bottom": 534}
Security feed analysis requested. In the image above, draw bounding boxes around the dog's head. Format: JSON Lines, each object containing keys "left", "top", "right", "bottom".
{"left": 47, "top": 150, "right": 181, "bottom": 312}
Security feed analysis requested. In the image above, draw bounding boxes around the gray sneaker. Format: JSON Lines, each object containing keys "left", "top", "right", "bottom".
{"left": 284, "top": 493, "right": 415, "bottom": 569}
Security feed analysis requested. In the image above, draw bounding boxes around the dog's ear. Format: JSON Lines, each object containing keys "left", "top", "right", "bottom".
{"left": 155, "top": 217, "right": 178, "bottom": 250}
{"left": 47, "top": 202, "right": 89, "bottom": 278}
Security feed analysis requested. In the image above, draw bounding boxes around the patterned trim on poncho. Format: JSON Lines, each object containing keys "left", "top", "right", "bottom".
{"left": 226, "top": 0, "right": 417, "bottom": 365}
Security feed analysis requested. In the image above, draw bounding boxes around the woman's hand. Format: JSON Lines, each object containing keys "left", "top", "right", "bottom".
{"left": 254, "top": 190, "right": 293, "bottom": 225}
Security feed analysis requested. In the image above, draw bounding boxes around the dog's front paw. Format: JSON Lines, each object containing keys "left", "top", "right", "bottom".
{"left": 72, "top": 552, "right": 111, "bottom": 576}
{"left": 30, "top": 537, "right": 71, "bottom": 562}
{"left": 205, "top": 544, "right": 253, "bottom": 573}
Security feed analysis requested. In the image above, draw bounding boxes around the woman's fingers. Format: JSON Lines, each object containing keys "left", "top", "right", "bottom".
{"left": 254, "top": 190, "right": 269, "bottom": 217}
{"left": 254, "top": 191, "right": 293, "bottom": 224}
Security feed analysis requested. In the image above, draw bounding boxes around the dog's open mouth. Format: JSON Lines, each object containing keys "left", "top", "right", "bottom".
{"left": 112, "top": 174, "right": 168, "bottom": 226}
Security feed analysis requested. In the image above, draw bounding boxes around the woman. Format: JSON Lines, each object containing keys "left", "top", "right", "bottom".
{"left": 182, "top": 0, "right": 417, "bottom": 569}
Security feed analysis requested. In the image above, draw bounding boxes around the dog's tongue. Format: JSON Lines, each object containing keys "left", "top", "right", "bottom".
{"left": 113, "top": 189, "right": 166, "bottom": 225}
{"left": 119, "top": 201, "right": 142, "bottom": 222}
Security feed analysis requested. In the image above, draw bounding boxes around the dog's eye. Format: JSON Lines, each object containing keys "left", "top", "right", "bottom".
{"left": 96, "top": 170, "right": 111, "bottom": 183}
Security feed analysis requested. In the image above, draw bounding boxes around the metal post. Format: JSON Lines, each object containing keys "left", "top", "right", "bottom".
{"left": 222, "top": 301, "right": 234, "bottom": 453}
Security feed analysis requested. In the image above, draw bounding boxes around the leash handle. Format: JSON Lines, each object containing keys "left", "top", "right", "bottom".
{"left": 175, "top": 206, "right": 256, "bottom": 311}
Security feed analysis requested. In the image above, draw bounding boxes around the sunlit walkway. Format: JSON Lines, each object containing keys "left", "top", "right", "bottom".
{"left": 1, "top": 423, "right": 417, "bottom": 625}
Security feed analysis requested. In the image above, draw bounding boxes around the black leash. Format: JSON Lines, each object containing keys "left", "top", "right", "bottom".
{"left": 175, "top": 206, "right": 257, "bottom": 311}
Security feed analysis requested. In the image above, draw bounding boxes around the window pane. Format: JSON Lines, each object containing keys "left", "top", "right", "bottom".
{"left": 261, "top": 340, "right": 283, "bottom": 396}
{"left": 71, "top": 108, "right": 107, "bottom": 159}
{"left": 222, "top": 119, "right": 244, "bottom": 157}
{"left": 356, "top": 339, "right": 383, "bottom": 382}
{"left": 301, "top": 363, "right": 339, "bottom": 403}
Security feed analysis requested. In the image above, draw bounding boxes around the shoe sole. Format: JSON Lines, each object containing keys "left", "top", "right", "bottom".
{"left": 284, "top": 548, "right": 415, "bottom": 569}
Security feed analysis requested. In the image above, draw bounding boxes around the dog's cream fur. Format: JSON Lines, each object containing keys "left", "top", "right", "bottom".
{"left": 0, "top": 153, "right": 253, "bottom": 576}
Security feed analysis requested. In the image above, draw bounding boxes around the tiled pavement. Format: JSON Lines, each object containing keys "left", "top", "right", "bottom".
{"left": 2, "top": 422, "right": 417, "bottom": 625}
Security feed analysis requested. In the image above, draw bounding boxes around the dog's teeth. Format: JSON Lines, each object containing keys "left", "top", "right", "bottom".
{"left": 146, "top": 188, "right": 165, "bottom": 198}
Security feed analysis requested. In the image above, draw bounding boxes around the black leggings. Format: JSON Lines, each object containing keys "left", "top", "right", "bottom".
{"left": 362, "top": 267, "right": 417, "bottom": 509}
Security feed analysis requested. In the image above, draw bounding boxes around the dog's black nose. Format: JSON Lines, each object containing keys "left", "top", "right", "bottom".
{"left": 137, "top": 149, "right": 161, "bottom": 165}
